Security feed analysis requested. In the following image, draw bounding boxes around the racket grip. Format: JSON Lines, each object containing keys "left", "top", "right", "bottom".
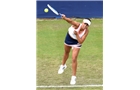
{"left": 59, "top": 13, "right": 62, "bottom": 16}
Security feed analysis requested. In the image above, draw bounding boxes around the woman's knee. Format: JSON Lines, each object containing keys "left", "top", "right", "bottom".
{"left": 72, "top": 56, "right": 77, "bottom": 63}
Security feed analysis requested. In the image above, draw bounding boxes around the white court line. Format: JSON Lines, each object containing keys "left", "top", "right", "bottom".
{"left": 36, "top": 85, "right": 103, "bottom": 88}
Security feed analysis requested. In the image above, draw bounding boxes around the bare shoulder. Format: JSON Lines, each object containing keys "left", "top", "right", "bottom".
{"left": 72, "top": 21, "right": 80, "bottom": 29}
{"left": 83, "top": 28, "right": 89, "bottom": 38}
{"left": 86, "top": 28, "right": 89, "bottom": 34}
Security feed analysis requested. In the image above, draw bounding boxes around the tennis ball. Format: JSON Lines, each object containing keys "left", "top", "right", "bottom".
{"left": 44, "top": 8, "right": 49, "bottom": 13}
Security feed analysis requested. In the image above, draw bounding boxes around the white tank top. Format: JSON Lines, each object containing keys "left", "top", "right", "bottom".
{"left": 68, "top": 24, "right": 86, "bottom": 40}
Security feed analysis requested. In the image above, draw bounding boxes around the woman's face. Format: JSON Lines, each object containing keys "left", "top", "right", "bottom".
{"left": 81, "top": 23, "right": 88, "bottom": 30}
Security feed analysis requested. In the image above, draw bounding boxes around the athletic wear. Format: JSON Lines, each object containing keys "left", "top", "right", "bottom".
{"left": 70, "top": 76, "right": 76, "bottom": 85}
{"left": 64, "top": 24, "right": 86, "bottom": 48}
{"left": 83, "top": 19, "right": 91, "bottom": 26}
{"left": 68, "top": 24, "right": 86, "bottom": 39}
{"left": 58, "top": 64, "right": 67, "bottom": 74}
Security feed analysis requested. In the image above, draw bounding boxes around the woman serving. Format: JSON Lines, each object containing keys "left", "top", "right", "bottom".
{"left": 58, "top": 14, "right": 91, "bottom": 85}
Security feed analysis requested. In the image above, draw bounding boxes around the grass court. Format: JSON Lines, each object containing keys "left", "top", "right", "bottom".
{"left": 36, "top": 18, "right": 103, "bottom": 90}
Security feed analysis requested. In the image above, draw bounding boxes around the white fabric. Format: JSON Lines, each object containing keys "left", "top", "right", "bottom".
{"left": 68, "top": 24, "right": 86, "bottom": 40}
{"left": 64, "top": 43, "right": 81, "bottom": 48}
{"left": 83, "top": 19, "right": 91, "bottom": 26}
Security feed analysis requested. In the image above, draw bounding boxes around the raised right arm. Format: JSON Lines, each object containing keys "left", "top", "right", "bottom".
{"left": 61, "top": 14, "right": 80, "bottom": 28}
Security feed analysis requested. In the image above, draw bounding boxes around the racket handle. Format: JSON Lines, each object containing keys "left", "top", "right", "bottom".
{"left": 59, "top": 13, "right": 62, "bottom": 16}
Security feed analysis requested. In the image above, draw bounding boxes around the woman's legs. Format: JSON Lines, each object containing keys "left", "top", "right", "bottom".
{"left": 70, "top": 47, "right": 80, "bottom": 85}
{"left": 59, "top": 45, "right": 80, "bottom": 85}
{"left": 62, "top": 44, "right": 71, "bottom": 65}
{"left": 72, "top": 47, "right": 80, "bottom": 76}
{"left": 58, "top": 44, "right": 71, "bottom": 74}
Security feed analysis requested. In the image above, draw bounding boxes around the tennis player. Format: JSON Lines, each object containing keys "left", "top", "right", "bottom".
{"left": 58, "top": 14, "right": 91, "bottom": 85}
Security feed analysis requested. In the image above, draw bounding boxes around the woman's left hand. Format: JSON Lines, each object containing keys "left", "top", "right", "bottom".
{"left": 74, "top": 30, "right": 78, "bottom": 35}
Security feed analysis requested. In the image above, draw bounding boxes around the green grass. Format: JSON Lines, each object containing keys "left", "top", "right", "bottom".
{"left": 36, "top": 18, "right": 103, "bottom": 87}
{"left": 37, "top": 87, "right": 103, "bottom": 90}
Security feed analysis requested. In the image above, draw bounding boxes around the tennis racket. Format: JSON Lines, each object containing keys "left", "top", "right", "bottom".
{"left": 47, "top": 4, "right": 62, "bottom": 16}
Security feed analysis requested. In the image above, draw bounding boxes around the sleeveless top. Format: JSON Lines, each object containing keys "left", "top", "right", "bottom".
{"left": 68, "top": 24, "right": 86, "bottom": 40}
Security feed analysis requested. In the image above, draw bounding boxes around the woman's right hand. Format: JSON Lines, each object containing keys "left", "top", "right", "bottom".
{"left": 61, "top": 14, "right": 66, "bottom": 19}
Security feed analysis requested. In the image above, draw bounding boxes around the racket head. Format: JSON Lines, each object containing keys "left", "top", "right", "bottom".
{"left": 47, "top": 4, "right": 59, "bottom": 15}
